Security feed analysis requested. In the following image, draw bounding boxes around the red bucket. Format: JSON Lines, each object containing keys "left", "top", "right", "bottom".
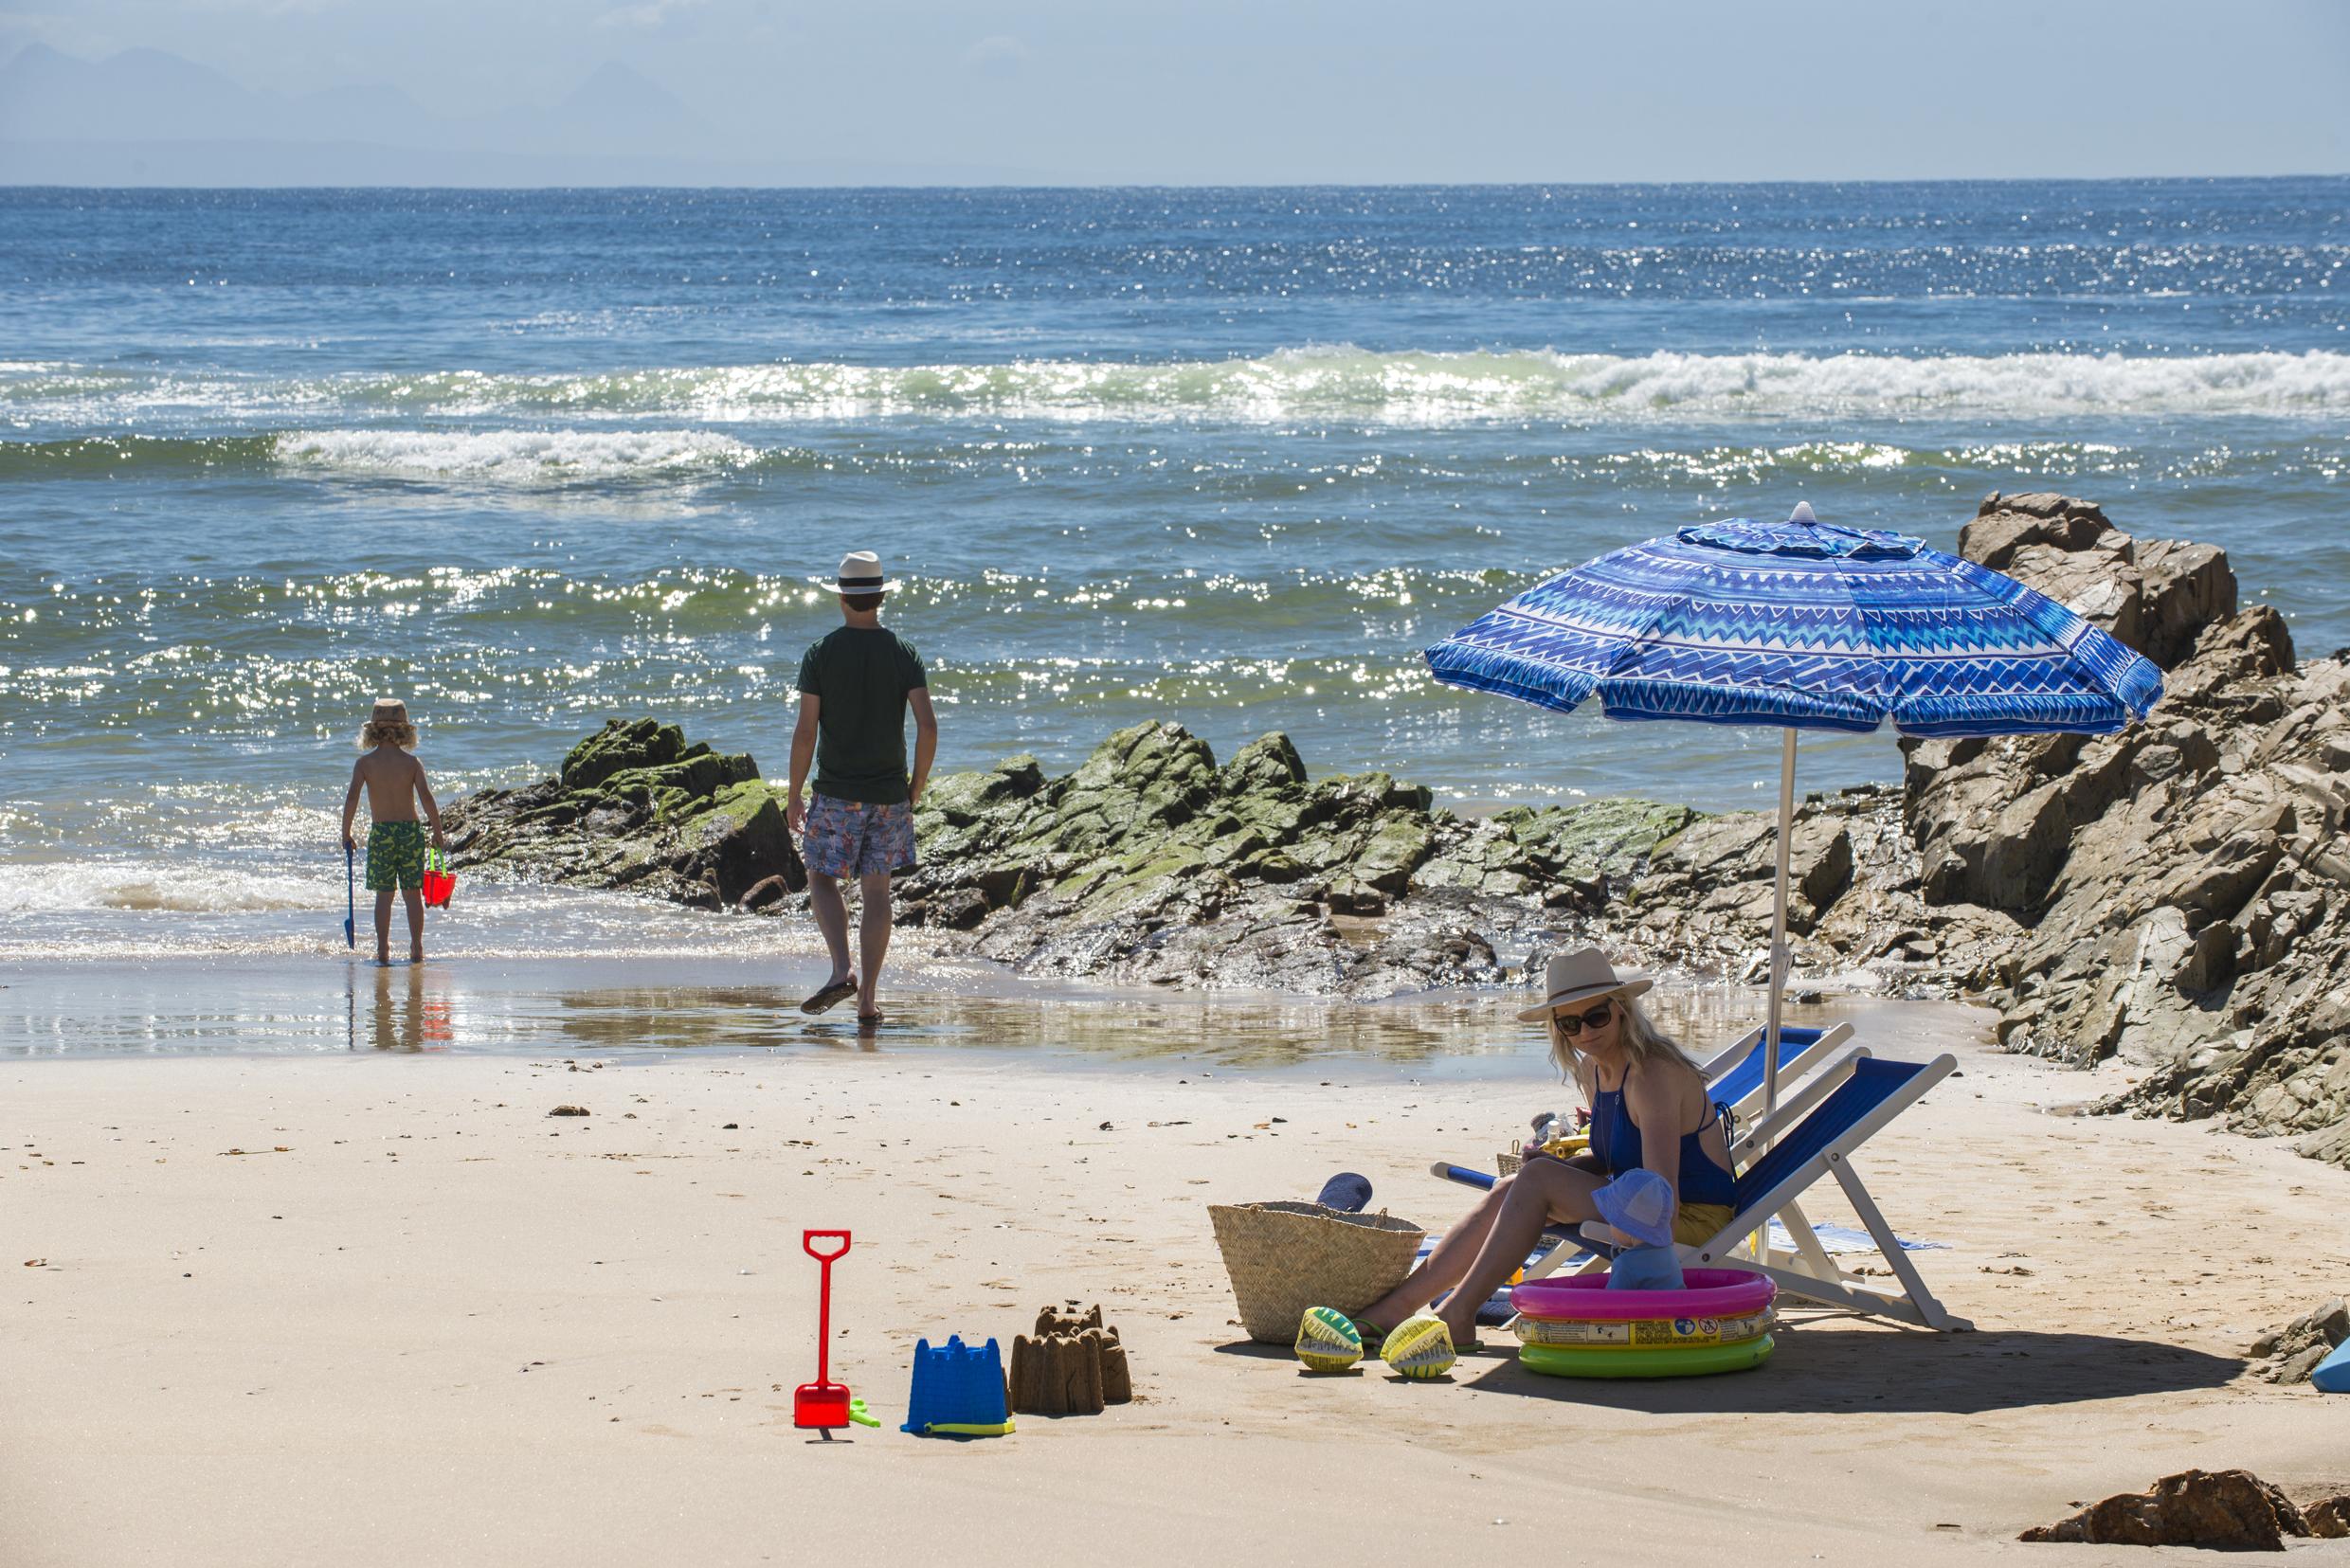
{"left": 421, "top": 848, "right": 457, "bottom": 910}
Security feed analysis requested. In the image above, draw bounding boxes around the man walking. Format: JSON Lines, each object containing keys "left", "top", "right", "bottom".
{"left": 787, "top": 550, "right": 937, "bottom": 1024}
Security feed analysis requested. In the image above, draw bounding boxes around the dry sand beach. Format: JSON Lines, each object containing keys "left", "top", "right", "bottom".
{"left": 5, "top": 983, "right": 2346, "bottom": 1566}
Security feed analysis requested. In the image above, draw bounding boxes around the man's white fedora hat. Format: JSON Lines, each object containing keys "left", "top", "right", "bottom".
{"left": 820, "top": 550, "right": 902, "bottom": 594}
{"left": 1515, "top": 946, "right": 1654, "bottom": 1022}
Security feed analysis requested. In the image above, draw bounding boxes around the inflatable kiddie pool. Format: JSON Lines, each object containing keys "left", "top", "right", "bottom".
{"left": 1510, "top": 1267, "right": 1775, "bottom": 1379}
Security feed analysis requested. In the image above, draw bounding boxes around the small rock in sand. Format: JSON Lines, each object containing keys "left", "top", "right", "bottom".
{"left": 2019, "top": 1468, "right": 2308, "bottom": 1549}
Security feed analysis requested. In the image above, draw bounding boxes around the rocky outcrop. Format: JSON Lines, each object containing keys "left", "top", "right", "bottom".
{"left": 2019, "top": 1469, "right": 2311, "bottom": 1549}
{"left": 896, "top": 721, "right": 1697, "bottom": 996}
{"left": 443, "top": 717, "right": 804, "bottom": 909}
{"left": 2249, "top": 1297, "right": 2348, "bottom": 1385}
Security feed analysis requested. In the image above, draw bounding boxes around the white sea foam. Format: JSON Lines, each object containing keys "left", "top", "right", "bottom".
{"left": 271, "top": 427, "right": 759, "bottom": 480}
{"left": 346, "top": 348, "right": 2350, "bottom": 423}
{"left": 9, "top": 349, "right": 2350, "bottom": 430}
{"left": 0, "top": 858, "right": 326, "bottom": 915}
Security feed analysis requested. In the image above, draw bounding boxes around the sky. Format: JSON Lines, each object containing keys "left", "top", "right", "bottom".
{"left": 3, "top": 0, "right": 2347, "bottom": 183}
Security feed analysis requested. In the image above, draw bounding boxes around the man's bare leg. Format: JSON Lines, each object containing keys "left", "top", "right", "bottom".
{"left": 856, "top": 871, "right": 893, "bottom": 1020}
{"left": 804, "top": 874, "right": 857, "bottom": 1010}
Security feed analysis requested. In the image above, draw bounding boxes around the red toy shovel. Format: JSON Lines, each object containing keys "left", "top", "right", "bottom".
{"left": 794, "top": 1230, "right": 853, "bottom": 1430}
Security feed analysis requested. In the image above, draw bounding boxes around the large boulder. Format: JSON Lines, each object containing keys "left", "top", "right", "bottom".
{"left": 444, "top": 717, "right": 803, "bottom": 910}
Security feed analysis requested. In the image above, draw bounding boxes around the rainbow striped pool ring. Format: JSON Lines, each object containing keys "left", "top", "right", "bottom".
{"left": 1511, "top": 1267, "right": 1774, "bottom": 1324}
{"left": 1519, "top": 1336, "right": 1774, "bottom": 1379}
{"left": 1512, "top": 1308, "right": 1772, "bottom": 1348}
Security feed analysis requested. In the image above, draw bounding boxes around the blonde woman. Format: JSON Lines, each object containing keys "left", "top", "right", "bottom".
{"left": 1348, "top": 947, "right": 1736, "bottom": 1354}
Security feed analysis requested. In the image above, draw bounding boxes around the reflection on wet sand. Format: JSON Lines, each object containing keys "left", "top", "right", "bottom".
{"left": 351, "top": 964, "right": 455, "bottom": 1054}
{"left": 6, "top": 954, "right": 1920, "bottom": 1072}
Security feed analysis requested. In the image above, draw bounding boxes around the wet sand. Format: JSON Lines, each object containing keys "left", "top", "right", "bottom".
{"left": 4, "top": 980, "right": 2348, "bottom": 1565}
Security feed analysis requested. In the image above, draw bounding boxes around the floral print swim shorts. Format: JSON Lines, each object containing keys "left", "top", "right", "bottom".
{"left": 801, "top": 794, "right": 918, "bottom": 878}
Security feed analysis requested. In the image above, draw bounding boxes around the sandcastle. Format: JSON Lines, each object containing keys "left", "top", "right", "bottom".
{"left": 1008, "top": 1303, "right": 1132, "bottom": 1415}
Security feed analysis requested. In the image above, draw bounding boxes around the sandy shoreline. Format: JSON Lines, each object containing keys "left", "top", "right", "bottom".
{"left": 5, "top": 999, "right": 2348, "bottom": 1565}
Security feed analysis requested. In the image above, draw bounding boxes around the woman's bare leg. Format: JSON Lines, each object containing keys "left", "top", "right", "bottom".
{"left": 1352, "top": 1179, "right": 1514, "bottom": 1329}
{"left": 1437, "top": 1159, "right": 1604, "bottom": 1345}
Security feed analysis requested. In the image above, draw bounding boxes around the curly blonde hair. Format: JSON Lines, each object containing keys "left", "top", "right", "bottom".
{"left": 358, "top": 699, "right": 417, "bottom": 751}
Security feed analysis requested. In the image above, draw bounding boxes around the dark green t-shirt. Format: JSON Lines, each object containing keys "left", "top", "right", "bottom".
{"left": 796, "top": 625, "right": 928, "bottom": 803}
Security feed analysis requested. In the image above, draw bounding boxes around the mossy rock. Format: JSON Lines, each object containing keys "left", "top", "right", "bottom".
{"left": 562, "top": 717, "right": 688, "bottom": 790}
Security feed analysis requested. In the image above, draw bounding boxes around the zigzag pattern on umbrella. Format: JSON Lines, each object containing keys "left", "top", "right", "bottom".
{"left": 1424, "top": 519, "right": 2165, "bottom": 737}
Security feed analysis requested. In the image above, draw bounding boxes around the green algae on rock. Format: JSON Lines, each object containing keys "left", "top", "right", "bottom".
{"left": 443, "top": 717, "right": 805, "bottom": 910}
{"left": 895, "top": 719, "right": 1699, "bottom": 997}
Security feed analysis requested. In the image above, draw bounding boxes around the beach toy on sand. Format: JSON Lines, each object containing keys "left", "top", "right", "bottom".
{"left": 1294, "top": 1306, "right": 1365, "bottom": 1372}
{"left": 794, "top": 1230, "right": 856, "bottom": 1431}
{"left": 1511, "top": 1268, "right": 1775, "bottom": 1379}
{"left": 1381, "top": 1312, "right": 1456, "bottom": 1380}
{"left": 343, "top": 842, "right": 355, "bottom": 949}
{"left": 902, "top": 1335, "right": 1014, "bottom": 1436}
{"left": 2314, "top": 1337, "right": 2350, "bottom": 1395}
{"left": 420, "top": 847, "right": 457, "bottom": 909}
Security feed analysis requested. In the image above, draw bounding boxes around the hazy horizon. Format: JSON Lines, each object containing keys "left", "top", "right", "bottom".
{"left": 1, "top": 0, "right": 2345, "bottom": 187}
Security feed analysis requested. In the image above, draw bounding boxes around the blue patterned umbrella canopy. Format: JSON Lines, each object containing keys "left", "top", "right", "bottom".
{"left": 1428, "top": 504, "right": 2163, "bottom": 1133}
{"left": 1426, "top": 510, "right": 2163, "bottom": 737}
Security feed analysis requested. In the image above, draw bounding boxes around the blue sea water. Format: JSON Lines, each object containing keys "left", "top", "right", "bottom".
{"left": 2, "top": 180, "right": 2345, "bottom": 959}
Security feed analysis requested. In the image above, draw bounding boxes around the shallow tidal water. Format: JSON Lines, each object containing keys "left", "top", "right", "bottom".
{"left": 0, "top": 948, "right": 1968, "bottom": 1076}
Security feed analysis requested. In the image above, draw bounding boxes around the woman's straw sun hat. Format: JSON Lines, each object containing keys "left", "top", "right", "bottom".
{"left": 1516, "top": 946, "right": 1652, "bottom": 1023}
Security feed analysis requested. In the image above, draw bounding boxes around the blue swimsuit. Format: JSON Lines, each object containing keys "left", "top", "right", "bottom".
{"left": 1590, "top": 1085, "right": 1737, "bottom": 1208}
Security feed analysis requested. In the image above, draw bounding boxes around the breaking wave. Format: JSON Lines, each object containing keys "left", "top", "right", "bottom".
{"left": 4, "top": 348, "right": 2348, "bottom": 435}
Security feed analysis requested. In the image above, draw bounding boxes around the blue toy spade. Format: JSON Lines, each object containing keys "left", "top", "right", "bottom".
{"left": 343, "top": 842, "right": 355, "bottom": 950}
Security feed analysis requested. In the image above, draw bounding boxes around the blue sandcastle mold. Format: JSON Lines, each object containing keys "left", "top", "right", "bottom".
{"left": 2313, "top": 1335, "right": 2350, "bottom": 1395}
{"left": 902, "top": 1335, "right": 1013, "bottom": 1436}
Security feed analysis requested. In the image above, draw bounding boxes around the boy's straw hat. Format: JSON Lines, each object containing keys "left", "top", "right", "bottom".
{"left": 819, "top": 550, "right": 902, "bottom": 594}
{"left": 370, "top": 697, "right": 409, "bottom": 723}
{"left": 1515, "top": 946, "right": 1652, "bottom": 1022}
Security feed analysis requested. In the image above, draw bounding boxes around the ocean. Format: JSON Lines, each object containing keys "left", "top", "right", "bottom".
{"left": 4, "top": 179, "right": 2346, "bottom": 966}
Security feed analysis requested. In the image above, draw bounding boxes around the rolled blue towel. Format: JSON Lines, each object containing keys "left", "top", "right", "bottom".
{"left": 1315, "top": 1172, "right": 1373, "bottom": 1213}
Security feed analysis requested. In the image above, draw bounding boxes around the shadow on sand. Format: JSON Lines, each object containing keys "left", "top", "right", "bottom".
{"left": 1217, "top": 1316, "right": 2242, "bottom": 1414}
{"left": 1458, "top": 1316, "right": 2243, "bottom": 1415}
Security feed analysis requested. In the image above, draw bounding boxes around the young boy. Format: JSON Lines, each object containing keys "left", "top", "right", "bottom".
{"left": 339, "top": 697, "right": 446, "bottom": 964}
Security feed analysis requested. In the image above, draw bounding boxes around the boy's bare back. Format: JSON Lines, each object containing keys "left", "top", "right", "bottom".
{"left": 352, "top": 747, "right": 428, "bottom": 823}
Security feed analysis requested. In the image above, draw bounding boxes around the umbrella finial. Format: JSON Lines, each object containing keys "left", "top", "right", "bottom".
{"left": 1788, "top": 501, "right": 1818, "bottom": 525}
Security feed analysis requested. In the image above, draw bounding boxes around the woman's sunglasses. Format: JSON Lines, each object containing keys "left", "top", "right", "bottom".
{"left": 1552, "top": 1000, "right": 1616, "bottom": 1036}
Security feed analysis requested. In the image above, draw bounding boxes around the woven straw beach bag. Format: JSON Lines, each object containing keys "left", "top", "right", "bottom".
{"left": 1209, "top": 1201, "right": 1425, "bottom": 1343}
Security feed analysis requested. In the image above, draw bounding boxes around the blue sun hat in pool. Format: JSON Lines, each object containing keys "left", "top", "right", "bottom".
{"left": 1593, "top": 1168, "right": 1676, "bottom": 1248}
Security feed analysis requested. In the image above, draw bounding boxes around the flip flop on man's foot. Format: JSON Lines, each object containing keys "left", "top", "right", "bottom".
{"left": 856, "top": 1011, "right": 884, "bottom": 1027}
{"left": 799, "top": 975, "right": 858, "bottom": 1015}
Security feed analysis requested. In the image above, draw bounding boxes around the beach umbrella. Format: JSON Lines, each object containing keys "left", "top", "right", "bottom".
{"left": 1425, "top": 502, "right": 2162, "bottom": 1126}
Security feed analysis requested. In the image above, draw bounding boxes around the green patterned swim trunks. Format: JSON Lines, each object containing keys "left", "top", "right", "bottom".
{"left": 366, "top": 820, "right": 427, "bottom": 892}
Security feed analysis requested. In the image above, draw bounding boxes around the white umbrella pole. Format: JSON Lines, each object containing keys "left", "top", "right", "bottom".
{"left": 1762, "top": 728, "right": 1798, "bottom": 1140}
